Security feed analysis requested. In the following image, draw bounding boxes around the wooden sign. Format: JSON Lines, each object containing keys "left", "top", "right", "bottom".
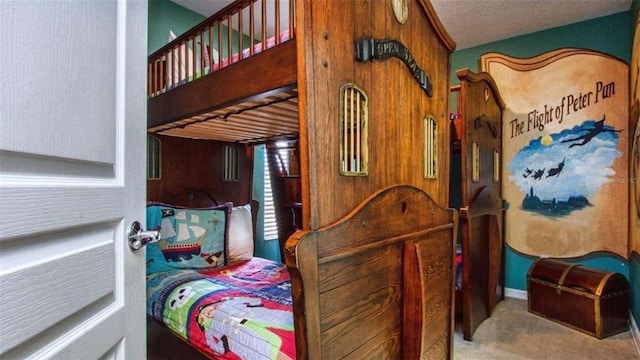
{"left": 481, "top": 49, "right": 629, "bottom": 258}
{"left": 355, "top": 38, "right": 432, "bottom": 97}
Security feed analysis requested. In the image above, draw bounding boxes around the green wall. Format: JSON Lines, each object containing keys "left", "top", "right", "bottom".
{"left": 451, "top": 12, "right": 631, "bottom": 86}
{"left": 149, "top": 0, "right": 254, "bottom": 58}
{"left": 450, "top": 11, "right": 632, "bottom": 293}
{"left": 148, "top": 0, "right": 205, "bottom": 55}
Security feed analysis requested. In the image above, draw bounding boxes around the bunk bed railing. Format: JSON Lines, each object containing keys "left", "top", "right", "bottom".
{"left": 148, "top": 0, "right": 296, "bottom": 99}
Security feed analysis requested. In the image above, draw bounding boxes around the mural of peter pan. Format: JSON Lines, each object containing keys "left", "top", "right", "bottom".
{"left": 508, "top": 115, "right": 623, "bottom": 217}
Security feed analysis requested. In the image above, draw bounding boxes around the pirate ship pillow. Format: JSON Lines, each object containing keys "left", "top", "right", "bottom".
{"left": 145, "top": 202, "right": 232, "bottom": 274}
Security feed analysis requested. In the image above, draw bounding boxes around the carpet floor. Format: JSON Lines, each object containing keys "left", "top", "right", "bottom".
{"left": 148, "top": 298, "right": 639, "bottom": 359}
{"left": 453, "top": 298, "right": 640, "bottom": 360}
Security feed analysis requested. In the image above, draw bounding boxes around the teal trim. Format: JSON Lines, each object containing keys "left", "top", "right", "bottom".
{"left": 252, "top": 145, "right": 282, "bottom": 262}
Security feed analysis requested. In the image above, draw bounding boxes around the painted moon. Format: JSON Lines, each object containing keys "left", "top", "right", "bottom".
{"left": 540, "top": 135, "right": 553, "bottom": 146}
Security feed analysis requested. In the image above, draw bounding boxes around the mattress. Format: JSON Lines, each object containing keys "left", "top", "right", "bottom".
{"left": 146, "top": 257, "right": 296, "bottom": 360}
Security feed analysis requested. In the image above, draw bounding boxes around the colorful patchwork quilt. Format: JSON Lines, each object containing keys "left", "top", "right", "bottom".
{"left": 147, "top": 257, "right": 296, "bottom": 360}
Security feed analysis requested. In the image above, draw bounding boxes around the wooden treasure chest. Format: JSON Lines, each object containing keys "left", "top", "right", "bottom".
{"left": 527, "top": 258, "right": 629, "bottom": 339}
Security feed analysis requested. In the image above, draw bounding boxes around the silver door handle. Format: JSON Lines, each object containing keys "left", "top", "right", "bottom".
{"left": 128, "top": 221, "right": 160, "bottom": 250}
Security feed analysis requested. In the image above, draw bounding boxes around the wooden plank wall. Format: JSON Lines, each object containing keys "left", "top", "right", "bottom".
{"left": 146, "top": 135, "right": 253, "bottom": 206}
{"left": 298, "top": 0, "right": 454, "bottom": 229}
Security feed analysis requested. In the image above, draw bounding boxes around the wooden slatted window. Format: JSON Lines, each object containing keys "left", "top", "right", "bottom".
{"left": 223, "top": 145, "right": 239, "bottom": 181}
{"left": 423, "top": 116, "right": 438, "bottom": 179}
{"left": 147, "top": 135, "right": 160, "bottom": 180}
{"left": 472, "top": 141, "right": 480, "bottom": 182}
{"left": 340, "top": 83, "right": 368, "bottom": 176}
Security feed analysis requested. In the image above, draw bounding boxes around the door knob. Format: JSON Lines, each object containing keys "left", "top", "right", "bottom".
{"left": 128, "top": 221, "right": 159, "bottom": 250}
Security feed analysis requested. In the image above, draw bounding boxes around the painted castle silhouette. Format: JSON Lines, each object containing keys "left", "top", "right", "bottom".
{"left": 522, "top": 186, "right": 590, "bottom": 216}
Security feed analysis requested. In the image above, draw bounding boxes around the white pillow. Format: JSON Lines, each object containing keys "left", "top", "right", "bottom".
{"left": 227, "top": 204, "right": 254, "bottom": 262}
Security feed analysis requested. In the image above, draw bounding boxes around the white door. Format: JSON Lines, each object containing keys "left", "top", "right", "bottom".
{"left": 0, "top": 1, "right": 147, "bottom": 359}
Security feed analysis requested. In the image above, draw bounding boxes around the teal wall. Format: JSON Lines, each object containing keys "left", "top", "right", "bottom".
{"left": 450, "top": 11, "right": 632, "bottom": 292}
{"left": 451, "top": 12, "right": 631, "bottom": 86}
{"left": 148, "top": 0, "right": 204, "bottom": 55}
{"left": 149, "top": 0, "right": 254, "bottom": 58}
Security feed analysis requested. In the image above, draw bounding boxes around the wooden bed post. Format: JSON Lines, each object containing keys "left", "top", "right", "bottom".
{"left": 284, "top": 230, "right": 321, "bottom": 360}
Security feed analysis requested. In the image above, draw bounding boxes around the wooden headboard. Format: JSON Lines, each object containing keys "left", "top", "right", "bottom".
{"left": 168, "top": 189, "right": 219, "bottom": 208}
{"left": 285, "top": 185, "right": 457, "bottom": 359}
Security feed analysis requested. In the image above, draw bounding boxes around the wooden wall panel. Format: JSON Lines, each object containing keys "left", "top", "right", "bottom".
{"left": 299, "top": 0, "right": 454, "bottom": 229}
{"left": 146, "top": 135, "right": 252, "bottom": 205}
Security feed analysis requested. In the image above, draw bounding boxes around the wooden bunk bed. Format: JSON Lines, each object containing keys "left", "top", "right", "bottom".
{"left": 147, "top": 0, "right": 458, "bottom": 358}
{"left": 450, "top": 68, "right": 506, "bottom": 341}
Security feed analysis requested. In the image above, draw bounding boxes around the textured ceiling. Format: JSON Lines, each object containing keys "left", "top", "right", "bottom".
{"left": 171, "top": 0, "right": 631, "bottom": 50}
{"left": 432, "top": 0, "right": 631, "bottom": 50}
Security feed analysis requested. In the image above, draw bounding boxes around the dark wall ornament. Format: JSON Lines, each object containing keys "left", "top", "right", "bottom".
{"left": 355, "top": 38, "right": 432, "bottom": 97}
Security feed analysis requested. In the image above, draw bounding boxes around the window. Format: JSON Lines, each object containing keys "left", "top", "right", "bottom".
{"left": 340, "top": 83, "right": 368, "bottom": 176}
{"left": 223, "top": 145, "right": 239, "bottom": 181}
{"left": 147, "top": 136, "right": 160, "bottom": 180}
{"left": 263, "top": 150, "right": 278, "bottom": 240}
{"left": 423, "top": 116, "right": 438, "bottom": 179}
{"left": 472, "top": 141, "right": 480, "bottom": 182}
{"left": 263, "top": 141, "right": 299, "bottom": 241}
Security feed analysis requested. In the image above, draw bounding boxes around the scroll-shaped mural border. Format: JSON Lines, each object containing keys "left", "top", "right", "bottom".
{"left": 481, "top": 48, "right": 629, "bottom": 259}
{"left": 631, "top": 16, "right": 640, "bottom": 258}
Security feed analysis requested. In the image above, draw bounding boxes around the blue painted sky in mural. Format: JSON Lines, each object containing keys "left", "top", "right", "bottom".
{"left": 508, "top": 119, "right": 622, "bottom": 201}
